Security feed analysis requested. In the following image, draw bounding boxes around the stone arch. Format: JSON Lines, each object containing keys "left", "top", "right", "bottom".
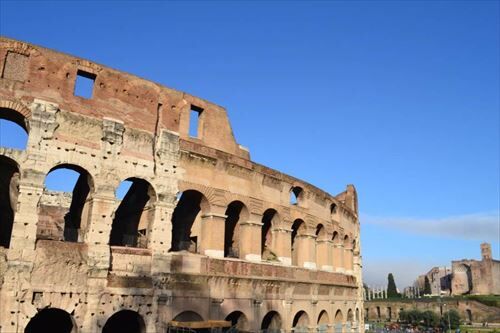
{"left": 102, "top": 310, "right": 145, "bottom": 333}
{"left": 171, "top": 189, "right": 210, "bottom": 252}
{"left": 292, "top": 310, "right": 309, "bottom": 332}
{"left": 334, "top": 310, "right": 343, "bottom": 333}
{"left": 261, "top": 310, "right": 282, "bottom": 331}
{"left": 343, "top": 234, "right": 353, "bottom": 271}
{"left": 466, "top": 309, "right": 472, "bottom": 323}
{"left": 332, "top": 231, "right": 342, "bottom": 270}
{"left": 453, "top": 263, "right": 473, "bottom": 294}
{"left": 261, "top": 208, "right": 280, "bottom": 261}
{"left": 0, "top": 155, "right": 19, "bottom": 248}
{"left": 356, "top": 308, "right": 360, "bottom": 322}
{"left": 25, "top": 307, "right": 77, "bottom": 333}
{"left": 315, "top": 223, "right": 329, "bottom": 270}
{"left": 40, "top": 163, "right": 95, "bottom": 242}
{"left": 224, "top": 200, "right": 249, "bottom": 258}
{"left": 172, "top": 310, "right": 204, "bottom": 322}
{"left": 315, "top": 224, "right": 327, "bottom": 241}
{"left": 110, "top": 178, "right": 156, "bottom": 248}
{"left": 317, "top": 310, "right": 330, "bottom": 333}
{"left": 290, "top": 186, "right": 304, "bottom": 205}
{"left": 330, "top": 202, "right": 338, "bottom": 216}
{"left": 0, "top": 99, "right": 31, "bottom": 131}
{"left": 225, "top": 311, "right": 249, "bottom": 331}
{"left": 346, "top": 309, "right": 354, "bottom": 331}
{"left": 291, "top": 218, "right": 307, "bottom": 266}
{"left": 0, "top": 103, "right": 30, "bottom": 150}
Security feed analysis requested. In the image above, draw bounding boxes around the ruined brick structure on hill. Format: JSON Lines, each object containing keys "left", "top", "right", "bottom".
{"left": 0, "top": 37, "right": 363, "bottom": 333}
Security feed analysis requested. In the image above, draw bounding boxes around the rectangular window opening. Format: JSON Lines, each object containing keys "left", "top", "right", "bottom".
{"left": 74, "top": 70, "right": 96, "bottom": 99}
{"left": 189, "top": 105, "right": 203, "bottom": 138}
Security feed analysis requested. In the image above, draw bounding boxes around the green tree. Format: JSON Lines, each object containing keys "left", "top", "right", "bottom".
{"left": 387, "top": 273, "right": 400, "bottom": 298}
{"left": 441, "top": 309, "right": 461, "bottom": 330}
{"left": 422, "top": 310, "right": 440, "bottom": 327}
{"left": 424, "top": 276, "right": 432, "bottom": 295}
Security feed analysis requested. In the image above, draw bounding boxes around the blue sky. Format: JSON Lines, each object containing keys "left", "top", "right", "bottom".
{"left": 1, "top": 1, "right": 498, "bottom": 288}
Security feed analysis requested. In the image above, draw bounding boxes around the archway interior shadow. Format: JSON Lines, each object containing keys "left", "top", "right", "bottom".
{"left": 0, "top": 156, "right": 18, "bottom": 248}
{"left": 102, "top": 310, "right": 145, "bottom": 333}
{"left": 24, "top": 308, "right": 74, "bottom": 333}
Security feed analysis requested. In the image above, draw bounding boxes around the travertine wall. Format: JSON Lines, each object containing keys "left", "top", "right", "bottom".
{"left": 0, "top": 37, "right": 363, "bottom": 333}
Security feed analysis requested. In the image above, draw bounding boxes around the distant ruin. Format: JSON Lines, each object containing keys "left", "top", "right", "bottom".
{"left": 0, "top": 37, "right": 363, "bottom": 333}
{"left": 414, "top": 243, "right": 500, "bottom": 297}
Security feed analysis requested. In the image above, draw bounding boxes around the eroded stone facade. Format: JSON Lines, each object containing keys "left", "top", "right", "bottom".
{"left": 0, "top": 37, "right": 363, "bottom": 333}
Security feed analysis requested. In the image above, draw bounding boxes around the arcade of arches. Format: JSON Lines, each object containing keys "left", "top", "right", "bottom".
{"left": 0, "top": 37, "right": 363, "bottom": 333}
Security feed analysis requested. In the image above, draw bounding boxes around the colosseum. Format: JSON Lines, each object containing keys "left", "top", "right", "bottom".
{"left": 0, "top": 37, "right": 363, "bottom": 333}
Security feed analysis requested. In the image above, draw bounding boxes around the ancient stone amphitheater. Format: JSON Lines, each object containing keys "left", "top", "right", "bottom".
{"left": 0, "top": 37, "right": 363, "bottom": 333}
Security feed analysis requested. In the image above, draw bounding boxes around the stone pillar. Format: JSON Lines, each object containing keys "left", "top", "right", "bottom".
{"left": 316, "top": 239, "right": 332, "bottom": 271}
{"left": 239, "top": 218, "right": 263, "bottom": 262}
{"left": 7, "top": 175, "right": 44, "bottom": 261}
{"left": 344, "top": 245, "right": 353, "bottom": 274}
{"left": 295, "top": 233, "right": 316, "bottom": 269}
{"left": 273, "top": 227, "right": 292, "bottom": 265}
{"left": 334, "top": 244, "right": 345, "bottom": 273}
{"left": 199, "top": 212, "right": 226, "bottom": 258}
{"left": 148, "top": 200, "right": 173, "bottom": 256}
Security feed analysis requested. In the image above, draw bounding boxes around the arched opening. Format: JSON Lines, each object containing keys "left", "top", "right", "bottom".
{"left": 356, "top": 308, "right": 360, "bottom": 322}
{"left": 261, "top": 311, "right": 282, "bottom": 332}
{"left": 332, "top": 231, "right": 341, "bottom": 269}
{"left": 334, "top": 310, "right": 343, "bottom": 333}
{"left": 317, "top": 310, "right": 330, "bottom": 333}
{"left": 365, "top": 308, "right": 369, "bottom": 321}
{"left": 386, "top": 307, "right": 392, "bottom": 321}
{"left": 315, "top": 224, "right": 328, "bottom": 269}
{"left": 224, "top": 201, "right": 248, "bottom": 258}
{"left": 261, "top": 209, "right": 279, "bottom": 261}
{"left": 225, "top": 311, "right": 249, "bottom": 331}
{"left": 290, "top": 186, "right": 303, "bottom": 205}
{"left": 0, "top": 156, "right": 19, "bottom": 248}
{"left": 346, "top": 309, "right": 354, "bottom": 331}
{"left": 466, "top": 309, "right": 472, "bottom": 323}
{"left": 330, "top": 202, "right": 337, "bottom": 216}
{"left": 172, "top": 310, "right": 204, "bottom": 322}
{"left": 110, "top": 178, "right": 156, "bottom": 248}
{"left": 343, "top": 235, "right": 352, "bottom": 271}
{"left": 291, "top": 219, "right": 306, "bottom": 266}
{"left": 25, "top": 307, "right": 76, "bottom": 333}
{"left": 454, "top": 263, "right": 473, "bottom": 294}
{"left": 292, "top": 310, "right": 309, "bottom": 333}
{"left": 102, "top": 310, "right": 145, "bottom": 333}
{"left": 171, "top": 190, "right": 208, "bottom": 252}
{"left": 376, "top": 306, "right": 381, "bottom": 320}
{"left": 40, "top": 164, "right": 94, "bottom": 242}
{"left": 0, "top": 107, "right": 29, "bottom": 150}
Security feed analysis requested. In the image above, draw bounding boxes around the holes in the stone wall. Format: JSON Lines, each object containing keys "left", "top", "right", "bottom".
{"left": 74, "top": 70, "right": 96, "bottom": 99}
{"left": 189, "top": 105, "right": 203, "bottom": 138}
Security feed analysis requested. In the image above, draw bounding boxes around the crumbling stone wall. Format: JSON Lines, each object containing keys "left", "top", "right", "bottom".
{"left": 365, "top": 299, "right": 500, "bottom": 324}
{"left": 0, "top": 37, "right": 363, "bottom": 333}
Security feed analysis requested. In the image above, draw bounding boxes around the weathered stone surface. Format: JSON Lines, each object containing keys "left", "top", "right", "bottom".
{"left": 0, "top": 37, "right": 363, "bottom": 333}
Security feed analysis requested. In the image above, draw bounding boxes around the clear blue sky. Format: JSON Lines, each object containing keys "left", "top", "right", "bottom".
{"left": 1, "top": 0, "right": 498, "bottom": 288}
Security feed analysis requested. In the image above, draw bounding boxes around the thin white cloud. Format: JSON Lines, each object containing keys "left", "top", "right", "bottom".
{"left": 361, "top": 212, "right": 500, "bottom": 242}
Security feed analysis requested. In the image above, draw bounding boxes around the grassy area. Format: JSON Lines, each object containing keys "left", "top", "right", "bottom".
{"left": 460, "top": 325, "right": 500, "bottom": 333}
